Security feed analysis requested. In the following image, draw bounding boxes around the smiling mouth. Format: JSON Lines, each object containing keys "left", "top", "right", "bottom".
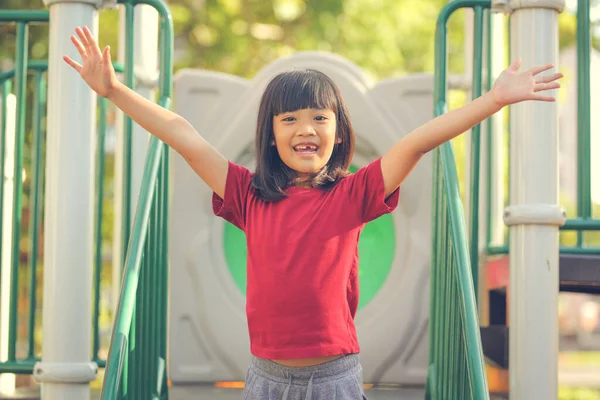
{"left": 293, "top": 144, "right": 319, "bottom": 155}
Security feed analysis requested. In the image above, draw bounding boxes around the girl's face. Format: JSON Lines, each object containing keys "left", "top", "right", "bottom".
{"left": 272, "top": 107, "right": 339, "bottom": 182}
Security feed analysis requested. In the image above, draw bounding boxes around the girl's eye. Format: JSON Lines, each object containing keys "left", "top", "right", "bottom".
{"left": 315, "top": 116, "right": 327, "bottom": 121}
{"left": 282, "top": 116, "right": 295, "bottom": 122}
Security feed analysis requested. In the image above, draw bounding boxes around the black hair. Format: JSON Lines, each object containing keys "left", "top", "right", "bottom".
{"left": 251, "top": 69, "right": 356, "bottom": 201}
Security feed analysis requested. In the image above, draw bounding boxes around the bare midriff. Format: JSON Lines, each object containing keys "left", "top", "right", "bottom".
{"left": 271, "top": 354, "right": 343, "bottom": 367}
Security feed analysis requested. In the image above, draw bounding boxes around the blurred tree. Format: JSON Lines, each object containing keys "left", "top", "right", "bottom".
{"left": 0, "top": 0, "right": 467, "bottom": 79}
{"left": 2, "top": 0, "right": 598, "bottom": 78}
{"left": 166, "top": 0, "right": 467, "bottom": 78}
{"left": 2, "top": 0, "right": 599, "bottom": 78}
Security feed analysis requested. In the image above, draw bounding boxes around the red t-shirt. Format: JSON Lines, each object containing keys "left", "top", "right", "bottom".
{"left": 212, "top": 158, "right": 399, "bottom": 359}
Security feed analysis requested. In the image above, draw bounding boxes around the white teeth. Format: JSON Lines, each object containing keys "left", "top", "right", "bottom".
{"left": 294, "top": 145, "right": 318, "bottom": 151}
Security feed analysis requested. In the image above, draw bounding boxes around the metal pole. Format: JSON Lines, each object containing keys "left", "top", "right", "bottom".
{"left": 504, "top": 1, "right": 565, "bottom": 399}
{"left": 112, "top": 2, "right": 159, "bottom": 309}
{"left": 34, "top": 1, "right": 101, "bottom": 398}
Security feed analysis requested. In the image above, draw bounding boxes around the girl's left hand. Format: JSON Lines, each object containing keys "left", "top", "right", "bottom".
{"left": 491, "top": 59, "right": 563, "bottom": 107}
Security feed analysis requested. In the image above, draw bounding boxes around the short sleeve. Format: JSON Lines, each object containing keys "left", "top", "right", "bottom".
{"left": 346, "top": 157, "right": 400, "bottom": 223}
{"left": 212, "top": 161, "right": 253, "bottom": 231}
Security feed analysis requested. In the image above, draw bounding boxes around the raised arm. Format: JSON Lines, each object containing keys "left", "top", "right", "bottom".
{"left": 380, "top": 59, "right": 563, "bottom": 197}
{"left": 64, "top": 26, "right": 228, "bottom": 198}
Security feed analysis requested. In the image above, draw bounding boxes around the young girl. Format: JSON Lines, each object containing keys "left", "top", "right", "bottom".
{"left": 65, "top": 26, "right": 562, "bottom": 400}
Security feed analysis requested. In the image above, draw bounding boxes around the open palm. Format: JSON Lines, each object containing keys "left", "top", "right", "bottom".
{"left": 492, "top": 59, "right": 563, "bottom": 107}
{"left": 63, "top": 26, "right": 118, "bottom": 98}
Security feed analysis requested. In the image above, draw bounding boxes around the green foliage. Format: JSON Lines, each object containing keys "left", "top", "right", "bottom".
{"left": 0, "top": 0, "right": 466, "bottom": 79}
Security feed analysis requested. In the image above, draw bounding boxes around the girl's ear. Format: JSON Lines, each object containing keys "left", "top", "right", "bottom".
{"left": 271, "top": 139, "right": 276, "bottom": 146}
{"left": 336, "top": 137, "right": 342, "bottom": 144}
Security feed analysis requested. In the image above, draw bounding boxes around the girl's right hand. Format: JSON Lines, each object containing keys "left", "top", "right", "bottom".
{"left": 63, "top": 26, "right": 119, "bottom": 99}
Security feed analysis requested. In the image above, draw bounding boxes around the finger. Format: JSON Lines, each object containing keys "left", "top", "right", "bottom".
{"left": 528, "top": 64, "right": 554, "bottom": 76}
{"left": 63, "top": 56, "right": 82, "bottom": 73}
{"left": 535, "top": 72, "right": 563, "bottom": 83}
{"left": 83, "top": 26, "right": 103, "bottom": 58}
{"left": 509, "top": 58, "right": 522, "bottom": 71}
{"left": 532, "top": 94, "right": 556, "bottom": 102}
{"left": 103, "top": 45, "right": 112, "bottom": 67}
{"left": 534, "top": 82, "right": 560, "bottom": 92}
{"left": 75, "top": 26, "right": 89, "bottom": 49}
{"left": 71, "top": 35, "right": 87, "bottom": 60}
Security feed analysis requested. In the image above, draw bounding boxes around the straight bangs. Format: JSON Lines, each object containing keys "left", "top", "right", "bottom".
{"left": 269, "top": 71, "right": 338, "bottom": 117}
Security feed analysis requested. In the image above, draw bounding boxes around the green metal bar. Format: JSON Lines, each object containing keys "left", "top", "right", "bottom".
{"left": 440, "top": 216, "right": 449, "bottom": 399}
{"left": 122, "top": 343, "right": 129, "bottom": 398}
{"left": 487, "top": 245, "right": 509, "bottom": 255}
{"left": 101, "top": 138, "right": 163, "bottom": 398}
{"left": 101, "top": 1, "right": 173, "bottom": 397}
{"left": 0, "top": 61, "right": 48, "bottom": 82}
{"left": 432, "top": 12, "right": 449, "bottom": 400}
{"left": 155, "top": 1, "right": 173, "bottom": 98}
{"left": 120, "top": 2, "right": 136, "bottom": 266}
{"left": 0, "top": 10, "right": 49, "bottom": 22}
{"left": 150, "top": 196, "right": 159, "bottom": 398}
{"left": 563, "top": 219, "right": 600, "bottom": 230}
{"left": 159, "top": 147, "right": 169, "bottom": 398}
{"left": 576, "top": 0, "right": 591, "bottom": 246}
{"left": 27, "top": 70, "right": 46, "bottom": 359}
{"left": 559, "top": 247, "right": 600, "bottom": 255}
{"left": 150, "top": 178, "right": 158, "bottom": 398}
{"left": 486, "top": 218, "right": 600, "bottom": 254}
{"left": 576, "top": 0, "right": 591, "bottom": 218}
{"left": 141, "top": 230, "right": 149, "bottom": 399}
{"left": 104, "top": 333, "right": 128, "bottom": 397}
{"left": 93, "top": 357, "right": 107, "bottom": 368}
{"left": 577, "top": 0, "right": 592, "bottom": 246}
{"left": 426, "top": 150, "right": 442, "bottom": 399}
{"left": 469, "top": 5, "right": 485, "bottom": 303}
{"left": 487, "top": 244, "right": 600, "bottom": 255}
{"left": 485, "top": 9, "right": 493, "bottom": 248}
{"left": 131, "top": 282, "right": 138, "bottom": 400}
{"left": 146, "top": 205, "right": 155, "bottom": 399}
{"left": 0, "top": 360, "right": 37, "bottom": 374}
{"left": 93, "top": 97, "right": 108, "bottom": 363}
{"left": 0, "top": 61, "right": 126, "bottom": 83}
{"left": 9, "top": 22, "right": 29, "bottom": 362}
{"left": 141, "top": 238, "right": 149, "bottom": 399}
{"left": 432, "top": 1, "right": 491, "bottom": 398}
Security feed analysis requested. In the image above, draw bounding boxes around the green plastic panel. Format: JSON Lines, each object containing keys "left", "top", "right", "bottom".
{"left": 223, "top": 164, "right": 395, "bottom": 310}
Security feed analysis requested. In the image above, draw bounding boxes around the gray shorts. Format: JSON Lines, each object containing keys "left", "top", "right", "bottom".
{"left": 242, "top": 354, "right": 368, "bottom": 400}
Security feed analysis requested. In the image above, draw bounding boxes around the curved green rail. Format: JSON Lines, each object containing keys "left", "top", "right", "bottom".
{"left": 100, "top": 0, "right": 173, "bottom": 398}
{"left": 426, "top": 1, "right": 490, "bottom": 399}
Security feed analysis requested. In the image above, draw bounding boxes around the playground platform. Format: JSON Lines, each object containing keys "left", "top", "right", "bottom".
{"left": 5, "top": 384, "right": 427, "bottom": 400}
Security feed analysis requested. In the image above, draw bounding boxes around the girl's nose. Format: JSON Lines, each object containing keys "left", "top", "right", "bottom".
{"left": 297, "top": 124, "right": 316, "bottom": 136}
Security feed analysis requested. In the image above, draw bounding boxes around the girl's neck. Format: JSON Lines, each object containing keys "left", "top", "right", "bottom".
{"left": 293, "top": 173, "right": 312, "bottom": 188}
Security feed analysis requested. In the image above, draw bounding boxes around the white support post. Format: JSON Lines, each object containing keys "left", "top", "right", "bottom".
{"left": 0, "top": 93, "right": 17, "bottom": 396}
{"left": 111, "top": 3, "right": 159, "bottom": 308}
{"left": 504, "top": 1, "right": 565, "bottom": 399}
{"left": 34, "top": 1, "right": 102, "bottom": 398}
{"left": 489, "top": 12, "right": 506, "bottom": 247}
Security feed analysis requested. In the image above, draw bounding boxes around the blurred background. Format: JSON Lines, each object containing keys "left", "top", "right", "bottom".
{"left": 0, "top": 0, "right": 599, "bottom": 398}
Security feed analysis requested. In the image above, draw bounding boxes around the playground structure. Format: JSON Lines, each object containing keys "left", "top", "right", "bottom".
{"left": 0, "top": 0, "right": 598, "bottom": 399}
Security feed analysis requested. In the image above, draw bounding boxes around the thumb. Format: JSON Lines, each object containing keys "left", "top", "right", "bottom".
{"left": 509, "top": 58, "right": 522, "bottom": 71}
